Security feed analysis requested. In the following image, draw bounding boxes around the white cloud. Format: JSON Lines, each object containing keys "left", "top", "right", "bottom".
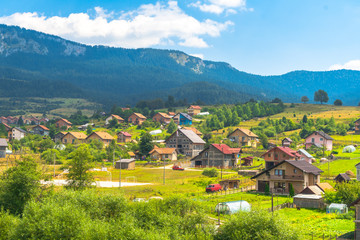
{"left": 329, "top": 60, "right": 360, "bottom": 71}
{"left": 0, "top": 1, "right": 232, "bottom": 48}
{"left": 190, "top": 0, "right": 249, "bottom": 15}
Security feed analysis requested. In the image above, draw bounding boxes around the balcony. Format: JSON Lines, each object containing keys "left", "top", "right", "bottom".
{"left": 269, "top": 175, "right": 303, "bottom": 181}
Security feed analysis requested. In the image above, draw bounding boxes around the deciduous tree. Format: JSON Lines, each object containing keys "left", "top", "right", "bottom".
{"left": 301, "top": 96, "right": 309, "bottom": 104}
{"left": 314, "top": 90, "right": 329, "bottom": 104}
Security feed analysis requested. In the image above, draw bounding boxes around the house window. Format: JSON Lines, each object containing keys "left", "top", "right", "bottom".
{"left": 165, "top": 154, "right": 169, "bottom": 158}
{"left": 268, "top": 154, "right": 271, "bottom": 157}
{"left": 275, "top": 169, "right": 283, "bottom": 176}
{"left": 283, "top": 154, "right": 286, "bottom": 157}
{"left": 320, "top": 138, "right": 323, "bottom": 141}
{"left": 311, "top": 138, "right": 315, "bottom": 143}
{"left": 205, "top": 152, "right": 208, "bottom": 157}
{"left": 293, "top": 169, "right": 297, "bottom": 173}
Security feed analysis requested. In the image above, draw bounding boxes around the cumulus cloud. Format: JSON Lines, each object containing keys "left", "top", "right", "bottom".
{"left": 329, "top": 60, "right": 360, "bottom": 71}
{"left": 190, "top": 0, "right": 252, "bottom": 15}
{"left": 0, "top": 1, "right": 232, "bottom": 48}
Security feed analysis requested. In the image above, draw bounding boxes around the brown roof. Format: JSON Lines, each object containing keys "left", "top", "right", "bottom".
{"left": 34, "top": 125, "right": 49, "bottom": 131}
{"left": 155, "top": 112, "right": 171, "bottom": 119}
{"left": 228, "top": 128, "right": 258, "bottom": 138}
{"left": 66, "top": 132, "right": 87, "bottom": 140}
{"left": 87, "top": 131, "right": 114, "bottom": 140}
{"left": 128, "top": 152, "right": 135, "bottom": 157}
{"left": 168, "top": 112, "right": 175, "bottom": 116}
{"left": 58, "top": 118, "right": 72, "bottom": 125}
{"left": 316, "top": 182, "right": 334, "bottom": 192}
{"left": 188, "top": 105, "right": 202, "bottom": 110}
{"left": 182, "top": 127, "right": 202, "bottom": 135}
{"left": 111, "top": 114, "right": 124, "bottom": 121}
{"left": 300, "top": 185, "right": 324, "bottom": 195}
{"left": 131, "top": 113, "right": 146, "bottom": 119}
{"left": 150, "top": 148, "right": 176, "bottom": 155}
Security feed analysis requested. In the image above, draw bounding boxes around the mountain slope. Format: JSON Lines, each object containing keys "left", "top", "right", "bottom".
{"left": 0, "top": 24, "right": 359, "bottom": 106}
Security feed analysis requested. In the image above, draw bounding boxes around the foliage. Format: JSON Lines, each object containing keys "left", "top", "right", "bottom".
{"left": 265, "top": 184, "right": 270, "bottom": 196}
{"left": 314, "top": 90, "right": 329, "bottom": 104}
{"left": 0, "top": 210, "right": 19, "bottom": 240}
{"left": 68, "top": 110, "right": 89, "bottom": 125}
{"left": 289, "top": 183, "right": 295, "bottom": 197}
{"left": 258, "top": 133, "right": 269, "bottom": 149}
{"left": 301, "top": 96, "right": 309, "bottom": 104}
{"left": 0, "top": 157, "right": 42, "bottom": 215}
{"left": 215, "top": 210, "right": 299, "bottom": 240}
{"left": 252, "top": 117, "right": 300, "bottom": 137}
{"left": 41, "top": 149, "right": 63, "bottom": 164}
{"left": 86, "top": 125, "right": 93, "bottom": 135}
{"left": 334, "top": 99, "right": 343, "bottom": 106}
{"left": 202, "top": 168, "right": 219, "bottom": 178}
{"left": 167, "top": 119, "right": 177, "bottom": 134}
{"left": 66, "top": 144, "right": 94, "bottom": 190}
{"left": 324, "top": 181, "right": 360, "bottom": 205}
{"left": 139, "top": 132, "right": 154, "bottom": 156}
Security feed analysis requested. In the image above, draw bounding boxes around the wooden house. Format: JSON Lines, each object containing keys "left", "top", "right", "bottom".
{"left": 227, "top": 128, "right": 259, "bottom": 148}
{"left": 55, "top": 118, "right": 72, "bottom": 130}
{"left": 128, "top": 113, "right": 146, "bottom": 125}
{"left": 152, "top": 112, "right": 171, "bottom": 124}
{"left": 282, "top": 137, "right": 293, "bottom": 147}
{"left": 251, "top": 160, "right": 323, "bottom": 194}
{"left": 33, "top": 125, "right": 49, "bottom": 136}
{"left": 105, "top": 114, "right": 124, "bottom": 125}
{"left": 334, "top": 173, "right": 351, "bottom": 183}
{"left": 191, "top": 144, "right": 241, "bottom": 168}
{"left": 117, "top": 131, "right": 132, "bottom": 143}
{"left": 165, "top": 128, "right": 205, "bottom": 157}
{"left": 115, "top": 159, "right": 135, "bottom": 170}
{"left": 304, "top": 131, "right": 333, "bottom": 151}
{"left": 0, "top": 138, "right": 8, "bottom": 158}
{"left": 173, "top": 113, "right": 192, "bottom": 125}
{"left": 187, "top": 105, "right": 202, "bottom": 116}
{"left": 86, "top": 132, "right": 114, "bottom": 146}
{"left": 62, "top": 132, "right": 87, "bottom": 144}
{"left": 261, "top": 146, "right": 301, "bottom": 169}
{"left": 149, "top": 148, "right": 177, "bottom": 161}
{"left": 54, "top": 132, "right": 67, "bottom": 143}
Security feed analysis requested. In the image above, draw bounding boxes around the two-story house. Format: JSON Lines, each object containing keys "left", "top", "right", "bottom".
{"left": 228, "top": 128, "right": 259, "bottom": 148}
{"left": 165, "top": 128, "right": 205, "bottom": 157}
{"left": 62, "top": 132, "right": 87, "bottom": 145}
{"left": 191, "top": 144, "right": 241, "bottom": 168}
{"left": 10, "top": 127, "right": 26, "bottom": 141}
{"left": 152, "top": 112, "right": 172, "bottom": 124}
{"left": 251, "top": 160, "right": 323, "bottom": 194}
{"left": 355, "top": 118, "right": 360, "bottom": 134}
{"left": 105, "top": 114, "right": 124, "bottom": 125}
{"left": 33, "top": 125, "right": 50, "bottom": 136}
{"left": 304, "top": 131, "right": 333, "bottom": 151}
{"left": 187, "top": 105, "right": 202, "bottom": 116}
{"left": 262, "top": 146, "right": 301, "bottom": 169}
{"left": 117, "top": 131, "right": 132, "bottom": 143}
{"left": 0, "top": 138, "right": 8, "bottom": 158}
{"left": 173, "top": 113, "right": 192, "bottom": 125}
{"left": 128, "top": 113, "right": 146, "bottom": 125}
{"left": 55, "top": 118, "right": 72, "bottom": 130}
{"left": 86, "top": 132, "right": 114, "bottom": 147}
{"left": 182, "top": 127, "right": 202, "bottom": 137}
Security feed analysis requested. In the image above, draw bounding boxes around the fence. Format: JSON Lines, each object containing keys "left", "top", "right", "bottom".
{"left": 267, "top": 202, "right": 293, "bottom": 212}
{"left": 200, "top": 185, "right": 256, "bottom": 197}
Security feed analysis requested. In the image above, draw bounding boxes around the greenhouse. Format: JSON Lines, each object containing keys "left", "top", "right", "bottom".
{"left": 326, "top": 203, "right": 348, "bottom": 214}
{"left": 215, "top": 200, "right": 251, "bottom": 215}
{"left": 342, "top": 145, "right": 356, "bottom": 153}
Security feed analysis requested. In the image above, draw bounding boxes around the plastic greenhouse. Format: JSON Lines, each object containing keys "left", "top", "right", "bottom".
{"left": 326, "top": 203, "right": 348, "bottom": 214}
{"left": 215, "top": 200, "right": 251, "bottom": 215}
{"left": 342, "top": 145, "right": 356, "bottom": 153}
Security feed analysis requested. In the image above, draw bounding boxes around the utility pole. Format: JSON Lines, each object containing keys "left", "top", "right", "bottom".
{"left": 119, "top": 155, "right": 122, "bottom": 188}
{"left": 221, "top": 146, "right": 224, "bottom": 179}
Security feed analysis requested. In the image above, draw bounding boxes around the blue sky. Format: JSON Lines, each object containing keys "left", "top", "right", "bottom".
{"left": 0, "top": 0, "right": 360, "bottom": 75}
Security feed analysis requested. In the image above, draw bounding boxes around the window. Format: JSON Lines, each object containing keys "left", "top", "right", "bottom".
{"left": 283, "top": 154, "right": 286, "bottom": 157}
{"left": 275, "top": 169, "right": 283, "bottom": 176}
{"left": 312, "top": 138, "right": 315, "bottom": 143}
{"left": 165, "top": 154, "right": 168, "bottom": 158}
{"left": 320, "top": 138, "right": 323, "bottom": 141}
{"left": 293, "top": 169, "right": 297, "bottom": 173}
{"left": 205, "top": 152, "right": 208, "bottom": 157}
{"left": 268, "top": 154, "right": 271, "bottom": 157}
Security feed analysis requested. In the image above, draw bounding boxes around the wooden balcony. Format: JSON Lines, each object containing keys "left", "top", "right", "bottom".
{"left": 269, "top": 175, "right": 303, "bottom": 181}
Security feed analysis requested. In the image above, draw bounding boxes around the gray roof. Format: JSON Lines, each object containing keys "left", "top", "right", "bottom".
{"left": 306, "top": 131, "right": 333, "bottom": 140}
{"left": 335, "top": 173, "right": 351, "bottom": 181}
{"left": 180, "top": 113, "right": 192, "bottom": 121}
{"left": 286, "top": 160, "right": 323, "bottom": 175}
{"left": 179, "top": 129, "right": 205, "bottom": 144}
{"left": 116, "top": 158, "right": 135, "bottom": 163}
{"left": 0, "top": 138, "right": 8, "bottom": 147}
{"left": 293, "top": 194, "right": 323, "bottom": 200}
{"left": 298, "top": 149, "right": 313, "bottom": 158}
{"left": 282, "top": 137, "right": 293, "bottom": 143}
{"left": 13, "top": 127, "right": 26, "bottom": 133}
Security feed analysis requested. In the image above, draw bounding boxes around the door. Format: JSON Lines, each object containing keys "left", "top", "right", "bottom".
{"left": 258, "top": 181, "right": 269, "bottom": 192}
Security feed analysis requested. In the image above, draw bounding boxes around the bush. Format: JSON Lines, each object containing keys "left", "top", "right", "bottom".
{"left": 289, "top": 183, "right": 295, "bottom": 197}
{"left": 202, "top": 168, "right": 219, "bottom": 178}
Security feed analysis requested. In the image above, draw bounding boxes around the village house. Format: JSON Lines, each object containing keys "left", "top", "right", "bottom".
{"left": 105, "top": 114, "right": 124, "bottom": 125}
{"left": 2, "top": 123, "right": 11, "bottom": 132}
{"left": 304, "top": 131, "right": 333, "bottom": 151}
{"left": 182, "top": 127, "right": 202, "bottom": 137}
{"left": 152, "top": 112, "right": 172, "bottom": 124}
{"left": 117, "top": 131, "right": 132, "bottom": 143}
{"left": 54, "top": 132, "right": 67, "bottom": 143}
{"left": 355, "top": 118, "right": 360, "bottom": 134}
{"left": 191, "top": 144, "right": 241, "bottom": 168}
{"left": 86, "top": 132, "right": 114, "bottom": 146}
{"left": 55, "top": 118, "right": 72, "bottom": 130}
{"left": 262, "top": 146, "right": 301, "bottom": 169}
{"left": 128, "top": 113, "right": 146, "bottom": 125}
{"left": 282, "top": 137, "right": 293, "bottom": 147}
{"left": 165, "top": 128, "right": 205, "bottom": 157}
{"left": 32, "top": 125, "right": 49, "bottom": 136}
{"left": 0, "top": 138, "right": 8, "bottom": 158}
{"left": 187, "top": 105, "right": 202, "bottom": 116}
{"left": 115, "top": 159, "right": 136, "bottom": 170}
{"left": 10, "top": 127, "right": 26, "bottom": 141}
{"left": 149, "top": 148, "right": 177, "bottom": 161}
{"left": 173, "top": 113, "right": 192, "bottom": 125}
{"left": 227, "top": 128, "right": 259, "bottom": 148}
{"left": 334, "top": 173, "right": 351, "bottom": 183}
{"left": 251, "top": 160, "right": 323, "bottom": 194}
{"left": 168, "top": 112, "right": 175, "bottom": 117}
{"left": 62, "top": 132, "right": 87, "bottom": 145}
{"left": 297, "top": 149, "right": 314, "bottom": 163}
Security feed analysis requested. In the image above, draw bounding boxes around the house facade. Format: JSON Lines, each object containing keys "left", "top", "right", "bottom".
{"left": 86, "top": 132, "right": 114, "bottom": 146}
{"left": 282, "top": 138, "right": 292, "bottom": 147}
{"left": 0, "top": 138, "right": 8, "bottom": 158}
{"left": 115, "top": 159, "right": 135, "bottom": 170}
{"left": 62, "top": 132, "right": 87, "bottom": 145}
{"left": 117, "top": 131, "right": 132, "bottom": 143}
{"left": 54, "top": 132, "right": 66, "bottom": 143}
{"left": 149, "top": 148, "right": 177, "bottom": 161}
{"left": 356, "top": 162, "right": 360, "bottom": 181}
{"left": 56, "top": 118, "right": 72, "bottom": 130}
{"left": 251, "top": 160, "right": 323, "bottom": 194}
{"left": 187, "top": 105, "right": 202, "bottom": 116}
{"left": 10, "top": 127, "right": 26, "bottom": 141}
{"left": 33, "top": 125, "right": 49, "bottom": 136}
{"left": 173, "top": 113, "right": 192, "bottom": 125}
{"left": 262, "top": 146, "right": 301, "bottom": 169}
{"left": 350, "top": 197, "right": 360, "bottom": 239}
{"left": 165, "top": 128, "right": 205, "bottom": 157}
{"left": 298, "top": 149, "right": 314, "bottom": 164}
{"left": 128, "top": 113, "right": 146, "bottom": 125}
{"left": 152, "top": 112, "right": 171, "bottom": 124}
{"left": 355, "top": 118, "right": 360, "bottom": 134}
{"left": 227, "top": 128, "right": 259, "bottom": 148}
{"left": 191, "top": 144, "right": 241, "bottom": 168}
{"left": 105, "top": 114, "right": 124, "bottom": 125}
{"left": 304, "top": 131, "right": 333, "bottom": 151}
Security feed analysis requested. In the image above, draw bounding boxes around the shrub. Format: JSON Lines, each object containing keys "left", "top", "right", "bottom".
{"left": 289, "top": 183, "right": 295, "bottom": 197}
{"left": 202, "top": 168, "right": 219, "bottom": 178}
{"left": 265, "top": 183, "right": 270, "bottom": 196}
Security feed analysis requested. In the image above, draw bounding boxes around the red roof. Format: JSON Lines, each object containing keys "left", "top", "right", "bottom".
{"left": 212, "top": 144, "right": 241, "bottom": 154}
{"left": 262, "top": 146, "right": 301, "bottom": 158}
{"left": 119, "top": 131, "right": 132, "bottom": 137}
{"left": 189, "top": 105, "right": 202, "bottom": 110}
